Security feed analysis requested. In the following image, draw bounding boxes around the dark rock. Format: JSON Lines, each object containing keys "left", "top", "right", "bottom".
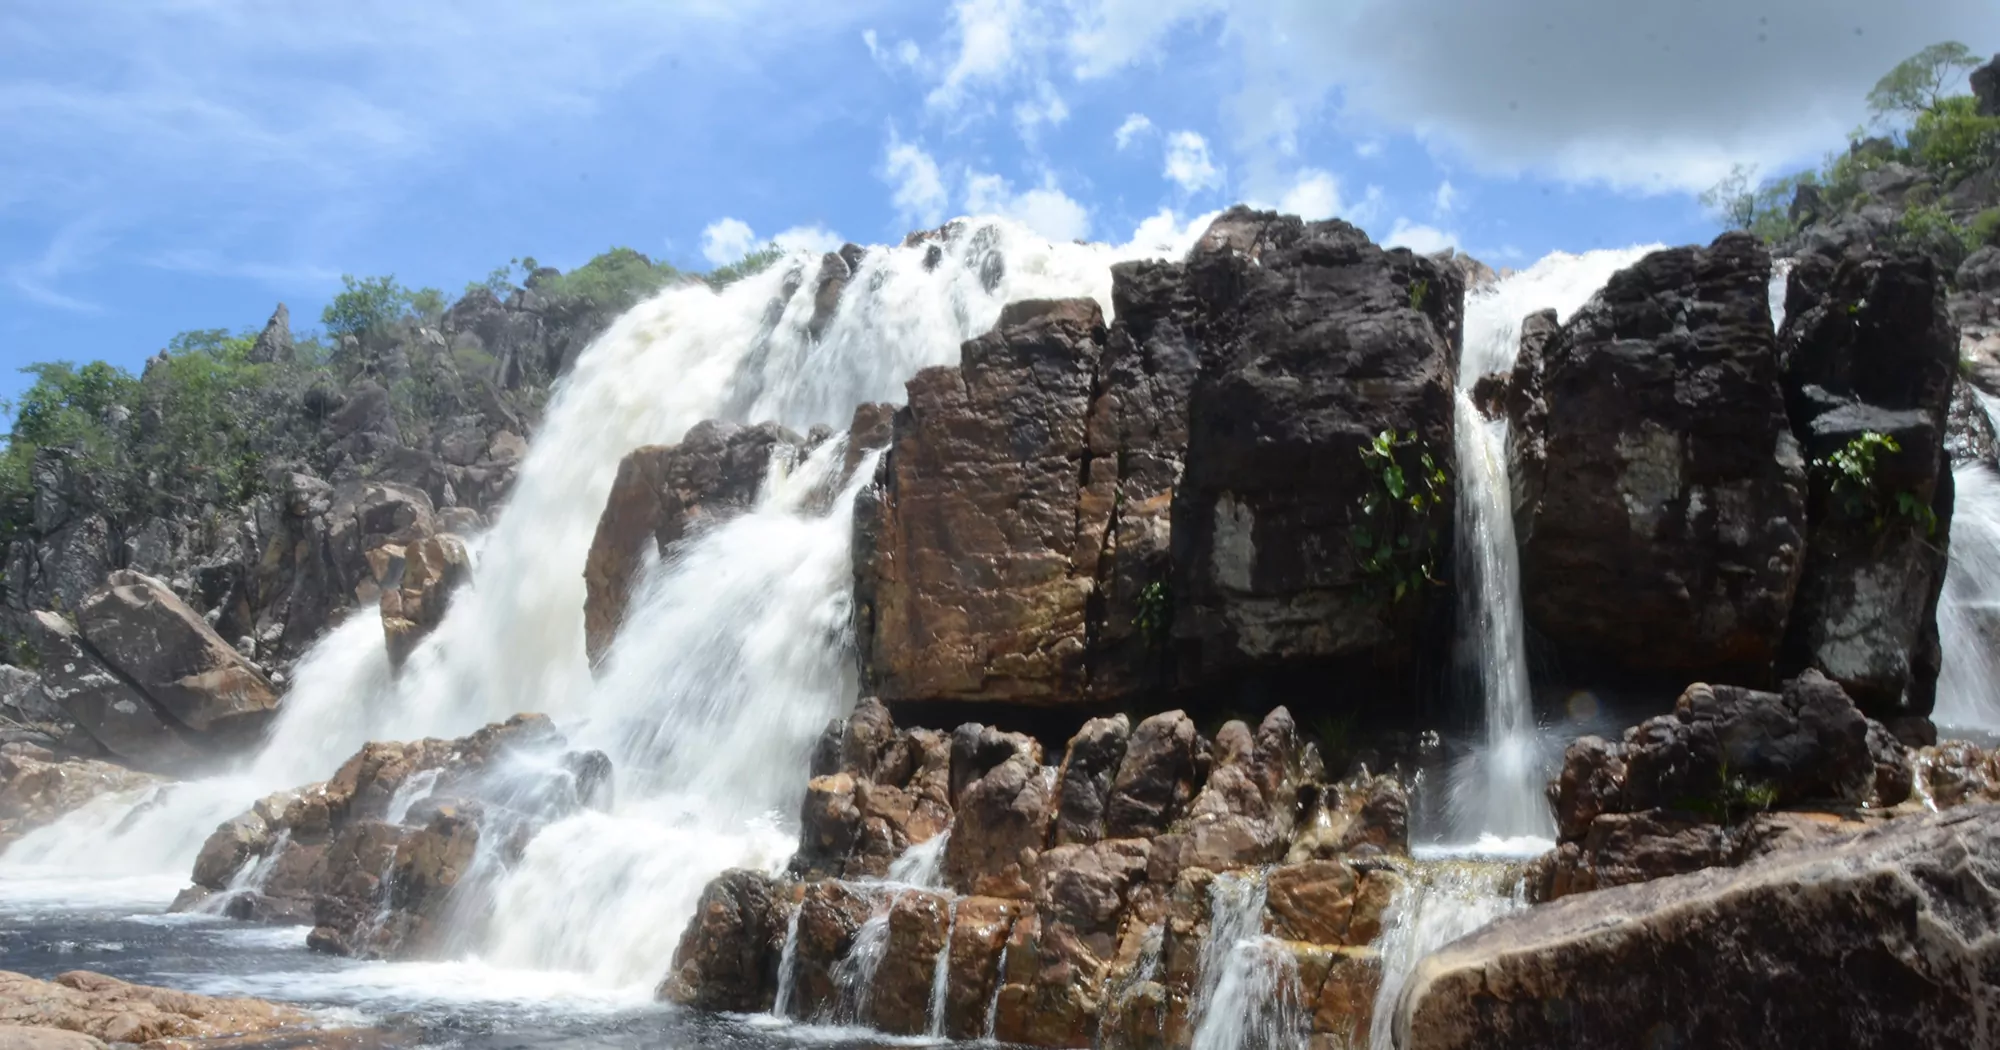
{"left": 1512, "top": 233, "right": 1806, "bottom": 686}
{"left": 1779, "top": 249, "right": 1958, "bottom": 717}
{"left": 75, "top": 571, "right": 277, "bottom": 743}
{"left": 1974, "top": 53, "right": 1999, "bottom": 118}
{"left": 27, "top": 611, "right": 197, "bottom": 772}
{"left": 247, "top": 304, "right": 295, "bottom": 365}
{"left": 1151, "top": 708, "right": 1304, "bottom": 875}
{"left": 783, "top": 881, "right": 875, "bottom": 1020}
{"left": 659, "top": 869, "right": 788, "bottom": 1013}
{"left": 1104, "top": 711, "right": 1203, "bottom": 840}
{"left": 1402, "top": 804, "right": 2000, "bottom": 1050}
{"left": 1050, "top": 715, "right": 1130, "bottom": 847}
{"left": 943, "top": 727, "right": 1051, "bottom": 898}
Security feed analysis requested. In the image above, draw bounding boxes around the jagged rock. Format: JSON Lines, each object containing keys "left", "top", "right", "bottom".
{"left": 1401, "top": 804, "right": 2000, "bottom": 1050}
{"left": 26, "top": 612, "right": 197, "bottom": 771}
{"left": 1527, "top": 671, "right": 1909, "bottom": 900}
{"left": 854, "top": 299, "right": 1109, "bottom": 703}
{"left": 1915, "top": 739, "right": 2000, "bottom": 808}
{"left": 1264, "top": 860, "right": 1399, "bottom": 947}
{"left": 247, "top": 304, "right": 294, "bottom": 365}
{"left": 783, "top": 880, "right": 876, "bottom": 1020}
{"left": 792, "top": 699, "right": 951, "bottom": 879}
{"left": 660, "top": 870, "right": 791, "bottom": 1012}
{"left": 1502, "top": 309, "right": 1560, "bottom": 542}
{"left": 1779, "top": 249, "right": 1958, "bottom": 718}
{"left": 1946, "top": 379, "right": 1998, "bottom": 467}
{"left": 74, "top": 571, "right": 277, "bottom": 742}
{"left": 1973, "top": 53, "right": 1999, "bottom": 118}
{"left": 943, "top": 726, "right": 1052, "bottom": 898}
{"left": 1051, "top": 714, "right": 1131, "bottom": 846}
{"left": 0, "top": 970, "right": 313, "bottom": 1048}
{"left": 1512, "top": 233, "right": 1806, "bottom": 686}
{"left": 1151, "top": 708, "right": 1304, "bottom": 877}
{"left": 938, "top": 895, "right": 1024, "bottom": 1038}
{"left": 1104, "top": 710, "right": 1205, "bottom": 840}
{"left": 1172, "top": 209, "right": 1461, "bottom": 703}
{"left": 0, "top": 745, "right": 161, "bottom": 849}
{"left": 582, "top": 420, "right": 803, "bottom": 665}
{"left": 1286, "top": 768, "right": 1410, "bottom": 860}
{"left": 870, "top": 889, "right": 952, "bottom": 1035}
{"left": 380, "top": 533, "right": 470, "bottom": 668}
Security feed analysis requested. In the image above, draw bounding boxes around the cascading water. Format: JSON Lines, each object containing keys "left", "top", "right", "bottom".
{"left": 1440, "top": 246, "right": 1662, "bottom": 846}
{"left": 1937, "top": 457, "right": 2000, "bottom": 733}
{"left": 1186, "top": 870, "right": 1308, "bottom": 1050}
{"left": 885, "top": 830, "right": 951, "bottom": 889}
{"left": 1366, "top": 863, "right": 1526, "bottom": 1050}
{"left": 1, "top": 219, "right": 1191, "bottom": 1008}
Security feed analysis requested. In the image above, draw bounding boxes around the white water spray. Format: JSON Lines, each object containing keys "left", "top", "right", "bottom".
{"left": 1937, "top": 460, "right": 2000, "bottom": 732}
{"left": 1186, "top": 870, "right": 1307, "bottom": 1050}
{"left": 1368, "top": 862, "right": 1526, "bottom": 1050}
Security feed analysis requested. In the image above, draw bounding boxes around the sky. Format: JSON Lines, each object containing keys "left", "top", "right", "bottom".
{"left": 3, "top": 0, "right": 1999, "bottom": 412}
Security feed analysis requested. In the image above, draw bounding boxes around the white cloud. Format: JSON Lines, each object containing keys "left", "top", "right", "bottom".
{"left": 1351, "top": 185, "right": 1385, "bottom": 225}
{"left": 5, "top": 214, "right": 111, "bottom": 312}
{"left": 1068, "top": 0, "right": 1229, "bottom": 78}
{"left": 1434, "top": 179, "right": 1459, "bottom": 215}
{"left": 965, "top": 172, "right": 1091, "bottom": 242}
{"left": 1014, "top": 80, "right": 1071, "bottom": 140}
{"left": 773, "top": 224, "right": 846, "bottom": 256}
{"left": 1277, "top": 169, "right": 1338, "bottom": 220}
{"left": 700, "top": 218, "right": 759, "bottom": 266}
{"left": 1113, "top": 207, "right": 1220, "bottom": 257}
{"left": 1114, "top": 113, "right": 1155, "bottom": 151}
{"left": 1354, "top": 140, "right": 1384, "bottom": 159}
{"left": 1385, "top": 217, "right": 1460, "bottom": 254}
{"left": 1163, "top": 130, "right": 1222, "bottom": 194}
{"left": 883, "top": 136, "right": 950, "bottom": 228}
{"left": 864, "top": 28, "right": 924, "bottom": 71}
{"left": 927, "top": 0, "right": 1036, "bottom": 110}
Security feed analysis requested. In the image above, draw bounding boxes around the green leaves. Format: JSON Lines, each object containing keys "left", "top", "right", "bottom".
{"left": 1867, "top": 41, "right": 1982, "bottom": 122}
{"left": 1353, "top": 428, "right": 1447, "bottom": 603}
{"left": 1133, "top": 580, "right": 1172, "bottom": 646}
{"left": 1815, "top": 431, "right": 1936, "bottom": 537}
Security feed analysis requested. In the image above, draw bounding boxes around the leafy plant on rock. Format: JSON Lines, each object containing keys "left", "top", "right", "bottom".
{"left": 1816, "top": 431, "right": 1938, "bottom": 536}
{"left": 1352, "top": 428, "right": 1448, "bottom": 603}
{"left": 1133, "top": 579, "right": 1172, "bottom": 647}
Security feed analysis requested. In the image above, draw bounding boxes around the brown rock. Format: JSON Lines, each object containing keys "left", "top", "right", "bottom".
{"left": 380, "top": 533, "right": 470, "bottom": 668}
{"left": 869, "top": 890, "right": 951, "bottom": 1035}
{"left": 0, "top": 749, "right": 161, "bottom": 850}
{"left": 26, "top": 611, "right": 198, "bottom": 772}
{"left": 939, "top": 896, "right": 1023, "bottom": 1039}
{"left": 1105, "top": 711, "right": 1203, "bottom": 840}
{"left": 659, "top": 869, "right": 788, "bottom": 1012}
{"left": 1051, "top": 714, "right": 1131, "bottom": 847}
{"left": 75, "top": 571, "right": 278, "bottom": 741}
{"left": 0, "top": 970, "right": 311, "bottom": 1048}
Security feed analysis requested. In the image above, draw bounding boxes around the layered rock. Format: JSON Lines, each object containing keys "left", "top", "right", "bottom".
{"left": 1511, "top": 233, "right": 1807, "bottom": 686}
{"left": 0, "top": 743, "right": 161, "bottom": 849}
{"left": 1171, "top": 209, "right": 1462, "bottom": 702}
{"left": 1526, "top": 670, "right": 1911, "bottom": 901}
{"left": 1399, "top": 803, "right": 2000, "bottom": 1050}
{"left": 666, "top": 700, "right": 1409, "bottom": 1049}
{"left": 0, "top": 970, "right": 315, "bottom": 1049}
{"left": 379, "top": 532, "right": 471, "bottom": 668}
{"left": 172, "top": 715, "right": 612, "bottom": 957}
{"left": 1778, "top": 248, "right": 1959, "bottom": 718}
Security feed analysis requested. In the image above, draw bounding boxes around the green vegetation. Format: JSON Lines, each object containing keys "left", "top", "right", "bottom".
{"left": 1816, "top": 431, "right": 1939, "bottom": 536}
{"left": 705, "top": 245, "right": 786, "bottom": 289}
{"left": 322, "top": 275, "right": 445, "bottom": 341}
{"left": 1133, "top": 579, "right": 1172, "bottom": 646}
{"left": 1408, "top": 278, "right": 1429, "bottom": 312}
{"left": 1681, "top": 760, "right": 1780, "bottom": 824}
{"left": 1352, "top": 428, "right": 1448, "bottom": 603}
{"left": 1866, "top": 42, "right": 1984, "bottom": 122}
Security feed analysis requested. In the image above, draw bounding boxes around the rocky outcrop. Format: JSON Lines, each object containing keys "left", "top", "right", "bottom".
{"left": 0, "top": 743, "right": 161, "bottom": 849}
{"left": 1778, "top": 248, "right": 1958, "bottom": 718}
{"left": 0, "top": 970, "right": 316, "bottom": 1049}
{"left": 1511, "top": 233, "right": 1806, "bottom": 687}
{"left": 666, "top": 699, "right": 1409, "bottom": 1049}
{"left": 1171, "top": 210, "right": 1462, "bottom": 702}
{"left": 582, "top": 421, "right": 805, "bottom": 666}
{"left": 1399, "top": 803, "right": 2000, "bottom": 1050}
{"left": 172, "top": 715, "right": 612, "bottom": 957}
{"left": 1526, "top": 670, "right": 1911, "bottom": 901}
{"left": 26, "top": 612, "right": 197, "bottom": 772}
{"left": 1974, "top": 53, "right": 1999, "bottom": 118}
{"left": 74, "top": 572, "right": 277, "bottom": 741}
{"left": 379, "top": 532, "right": 470, "bottom": 668}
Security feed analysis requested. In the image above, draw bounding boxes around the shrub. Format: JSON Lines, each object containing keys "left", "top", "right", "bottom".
{"left": 1352, "top": 428, "right": 1448, "bottom": 602}
{"left": 1909, "top": 95, "right": 2000, "bottom": 181}
{"left": 538, "top": 247, "right": 684, "bottom": 314}
{"left": 705, "top": 245, "right": 786, "bottom": 290}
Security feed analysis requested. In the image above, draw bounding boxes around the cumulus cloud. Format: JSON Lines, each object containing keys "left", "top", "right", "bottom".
{"left": 1114, "top": 207, "right": 1220, "bottom": 256}
{"left": 1385, "top": 217, "right": 1460, "bottom": 254}
{"left": 700, "top": 217, "right": 758, "bottom": 266}
{"left": 883, "top": 136, "right": 950, "bottom": 228}
{"left": 1014, "top": 80, "right": 1071, "bottom": 140}
{"left": 1114, "top": 113, "right": 1155, "bottom": 150}
{"left": 772, "top": 224, "right": 845, "bottom": 256}
{"left": 1277, "top": 169, "right": 1341, "bottom": 221}
{"left": 1061, "top": 0, "right": 2000, "bottom": 192}
{"left": 965, "top": 171, "right": 1092, "bottom": 242}
{"left": 1434, "top": 179, "right": 1459, "bottom": 216}
{"left": 1163, "top": 130, "right": 1223, "bottom": 193}
{"left": 927, "top": 0, "right": 1038, "bottom": 110}
{"left": 863, "top": 29, "right": 923, "bottom": 70}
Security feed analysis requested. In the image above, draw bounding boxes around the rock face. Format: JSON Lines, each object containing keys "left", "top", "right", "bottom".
{"left": 0, "top": 970, "right": 314, "bottom": 1049}
{"left": 379, "top": 532, "right": 471, "bottom": 668}
{"left": 1400, "top": 804, "right": 2000, "bottom": 1050}
{"left": 1974, "top": 53, "right": 1999, "bottom": 118}
{"left": 853, "top": 209, "right": 1467, "bottom": 712}
{"left": 1171, "top": 209, "right": 1462, "bottom": 701}
{"left": 0, "top": 743, "right": 161, "bottom": 849}
{"left": 172, "top": 715, "right": 612, "bottom": 957}
{"left": 665, "top": 699, "right": 1410, "bottom": 1049}
{"left": 26, "top": 612, "right": 197, "bottom": 772}
{"left": 1778, "top": 249, "right": 1958, "bottom": 718}
{"left": 1526, "top": 670, "right": 1911, "bottom": 901}
{"left": 1511, "top": 233, "right": 1806, "bottom": 686}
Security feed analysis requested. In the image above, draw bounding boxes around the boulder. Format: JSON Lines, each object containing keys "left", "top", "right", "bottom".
{"left": 74, "top": 571, "right": 278, "bottom": 742}
{"left": 1778, "top": 249, "right": 1959, "bottom": 718}
{"left": 582, "top": 420, "right": 803, "bottom": 665}
{"left": 869, "top": 889, "right": 953, "bottom": 1035}
{"left": 1171, "top": 208, "right": 1462, "bottom": 704}
{"left": 0, "top": 970, "right": 312, "bottom": 1048}
{"left": 791, "top": 699, "right": 952, "bottom": 879}
{"left": 1151, "top": 708, "right": 1306, "bottom": 876}
{"left": 379, "top": 532, "right": 471, "bottom": 668}
{"left": 0, "top": 745, "right": 162, "bottom": 849}
{"left": 1050, "top": 714, "right": 1131, "bottom": 846}
{"left": 782, "top": 880, "right": 876, "bottom": 1020}
{"left": 938, "top": 895, "right": 1024, "bottom": 1038}
{"left": 1974, "top": 53, "right": 1999, "bottom": 118}
{"left": 246, "top": 303, "right": 294, "bottom": 365}
{"left": 943, "top": 726, "right": 1053, "bottom": 898}
{"left": 1399, "top": 804, "right": 2000, "bottom": 1050}
{"left": 1512, "top": 233, "right": 1806, "bottom": 686}
{"left": 26, "top": 611, "right": 198, "bottom": 771}
{"left": 1104, "top": 710, "right": 1205, "bottom": 840}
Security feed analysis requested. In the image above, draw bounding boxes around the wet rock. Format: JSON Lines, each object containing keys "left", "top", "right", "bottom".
{"left": 1402, "top": 804, "right": 2000, "bottom": 1050}
{"left": 660, "top": 870, "right": 790, "bottom": 1012}
{"left": 938, "top": 895, "right": 1023, "bottom": 1039}
{"left": 582, "top": 421, "right": 804, "bottom": 665}
{"left": 1172, "top": 209, "right": 1462, "bottom": 700}
{"left": 0, "top": 970, "right": 314, "bottom": 1048}
{"left": 943, "top": 726, "right": 1052, "bottom": 898}
{"left": 1151, "top": 708, "right": 1304, "bottom": 876}
{"left": 0, "top": 746, "right": 161, "bottom": 850}
{"left": 1287, "top": 769, "right": 1410, "bottom": 860}
{"left": 869, "top": 890, "right": 952, "bottom": 1035}
{"left": 792, "top": 699, "right": 951, "bottom": 879}
{"left": 1104, "top": 711, "right": 1204, "bottom": 840}
{"left": 75, "top": 571, "right": 278, "bottom": 742}
{"left": 1051, "top": 714, "right": 1131, "bottom": 847}
{"left": 1512, "top": 233, "right": 1806, "bottom": 686}
{"left": 1945, "top": 379, "right": 1997, "bottom": 467}
{"left": 1915, "top": 739, "right": 2000, "bottom": 808}
{"left": 784, "top": 881, "right": 876, "bottom": 1020}
{"left": 379, "top": 533, "right": 470, "bottom": 668}
{"left": 1778, "top": 249, "right": 1959, "bottom": 718}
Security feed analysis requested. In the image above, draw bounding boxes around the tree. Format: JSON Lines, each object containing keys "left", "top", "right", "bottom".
{"left": 1867, "top": 42, "right": 1982, "bottom": 122}
{"left": 321, "top": 274, "right": 417, "bottom": 340}
{"left": 1700, "top": 164, "right": 1759, "bottom": 230}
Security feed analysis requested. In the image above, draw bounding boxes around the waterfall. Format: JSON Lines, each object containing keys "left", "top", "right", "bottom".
{"left": 1440, "top": 246, "right": 1661, "bottom": 846}
{"left": 1937, "top": 460, "right": 2000, "bottom": 732}
{"left": 925, "top": 897, "right": 957, "bottom": 1037}
{"left": 1367, "top": 861, "right": 1526, "bottom": 1050}
{"left": 831, "top": 898, "right": 896, "bottom": 1025}
{"left": 885, "top": 829, "right": 951, "bottom": 889}
{"left": 772, "top": 906, "right": 804, "bottom": 1019}
{"left": 1186, "top": 870, "right": 1308, "bottom": 1050}
{"left": 984, "top": 943, "right": 1009, "bottom": 1041}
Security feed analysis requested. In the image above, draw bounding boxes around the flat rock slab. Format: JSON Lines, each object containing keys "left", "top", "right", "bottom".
{"left": 1398, "top": 803, "right": 2000, "bottom": 1050}
{"left": 0, "top": 971, "right": 313, "bottom": 1049}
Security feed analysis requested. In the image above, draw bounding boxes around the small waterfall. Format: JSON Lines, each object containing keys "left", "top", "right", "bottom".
{"left": 1367, "top": 862, "right": 1526, "bottom": 1050}
{"left": 831, "top": 898, "right": 896, "bottom": 1025}
{"left": 925, "top": 897, "right": 957, "bottom": 1037}
{"left": 772, "top": 906, "right": 804, "bottom": 1019}
{"left": 1938, "top": 460, "right": 2000, "bottom": 733}
{"left": 885, "top": 829, "right": 950, "bottom": 889}
{"left": 382, "top": 769, "right": 440, "bottom": 825}
{"left": 984, "top": 943, "right": 1009, "bottom": 1041}
{"left": 1439, "top": 246, "right": 1662, "bottom": 846}
{"left": 1186, "top": 870, "right": 1308, "bottom": 1050}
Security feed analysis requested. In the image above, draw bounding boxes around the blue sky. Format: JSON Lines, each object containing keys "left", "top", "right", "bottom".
{"left": 4, "top": 0, "right": 1999, "bottom": 413}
